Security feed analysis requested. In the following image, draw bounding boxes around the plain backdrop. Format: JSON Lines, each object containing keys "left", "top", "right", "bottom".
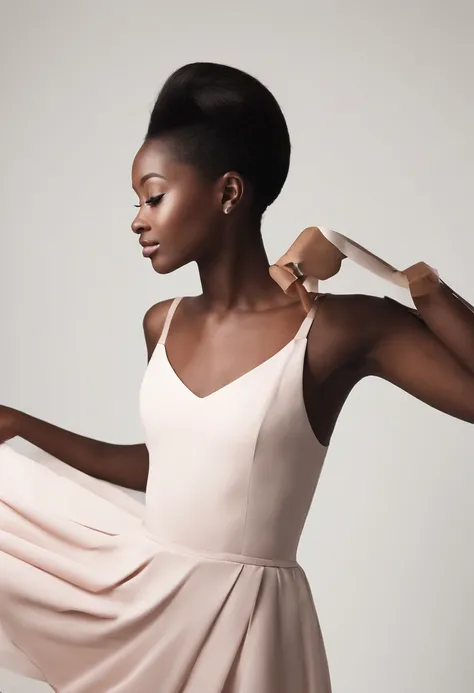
{"left": 0, "top": 0, "right": 473, "bottom": 691}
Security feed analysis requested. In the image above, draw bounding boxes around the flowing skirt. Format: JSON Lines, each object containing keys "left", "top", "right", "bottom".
{"left": 0, "top": 444, "right": 331, "bottom": 692}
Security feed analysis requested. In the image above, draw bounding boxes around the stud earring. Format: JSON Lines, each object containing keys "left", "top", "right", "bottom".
{"left": 224, "top": 205, "right": 231, "bottom": 215}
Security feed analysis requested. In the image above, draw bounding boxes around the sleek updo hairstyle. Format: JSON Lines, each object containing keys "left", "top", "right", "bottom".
{"left": 145, "top": 62, "right": 291, "bottom": 216}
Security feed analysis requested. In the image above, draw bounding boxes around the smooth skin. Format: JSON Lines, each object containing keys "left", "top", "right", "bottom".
{"left": 133, "top": 140, "right": 474, "bottom": 440}
{"left": 1, "top": 138, "right": 473, "bottom": 490}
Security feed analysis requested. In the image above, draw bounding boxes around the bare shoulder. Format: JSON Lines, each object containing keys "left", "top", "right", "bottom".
{"left": 317, "top": 291, "right": 419, "bottom": 329}
{"left": 309, "top": 292, "right": 421, "bottom": 368}
{"left": 143, "top": 298, "right": 177, "bottom": 361}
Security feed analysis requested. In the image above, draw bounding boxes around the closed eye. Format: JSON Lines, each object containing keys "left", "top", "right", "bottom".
{"left": 134, "top": 194, "right": 165, "bottom": 208}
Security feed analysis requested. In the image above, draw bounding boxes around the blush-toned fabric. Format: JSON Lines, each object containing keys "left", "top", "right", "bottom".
{"left": 0, "top": 296, "right": 331, "bottom": 692}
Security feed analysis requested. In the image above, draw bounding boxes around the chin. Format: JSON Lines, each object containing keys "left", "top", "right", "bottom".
{"left": 150, "top": 251, "right": 189, "bottom": 275}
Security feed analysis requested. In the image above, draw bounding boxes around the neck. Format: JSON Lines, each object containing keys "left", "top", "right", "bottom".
{"left": 197, "top": 223, "right": 285, "bottom": 311}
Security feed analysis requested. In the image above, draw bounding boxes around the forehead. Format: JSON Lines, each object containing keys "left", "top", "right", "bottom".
{"left": 132, "top": 139, "right": 172, "bottom": 179}
{"left": 132, "top": 138, "right": 202, "bottom": 190}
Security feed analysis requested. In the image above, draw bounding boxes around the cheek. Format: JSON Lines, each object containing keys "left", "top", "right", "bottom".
{"left": 150, "top": 193, "right": 217, "bottom": 270}
{"left": 162, "top": 190, "right": 215, "bottom": 237}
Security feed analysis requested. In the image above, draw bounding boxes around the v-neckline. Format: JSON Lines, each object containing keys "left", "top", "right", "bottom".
{"left": 159, "top": 338, "right": 299, "bottom": 401}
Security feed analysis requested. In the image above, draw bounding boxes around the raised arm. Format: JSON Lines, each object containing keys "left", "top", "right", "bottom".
{"left": 403, "top": 261, "right": 474, "bottom": 375}
{"left": 362, "top": 296, "right": 474, "bottom": 424}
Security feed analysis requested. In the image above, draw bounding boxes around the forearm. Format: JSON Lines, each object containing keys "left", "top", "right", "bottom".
{"left": 14, "top": 409, "right": 148, "bottom": 491}
{"left": 411, "top": 278, "right": 474, "bottom": 374}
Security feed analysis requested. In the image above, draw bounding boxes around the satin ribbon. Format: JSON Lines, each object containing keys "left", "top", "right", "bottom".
{"left": 269, "top": 226, "right": 473, "bottom": 313}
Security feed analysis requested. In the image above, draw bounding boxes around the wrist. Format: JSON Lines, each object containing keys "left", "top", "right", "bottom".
{"left": 11, "top": 408, "right": 28, "bottom": 439}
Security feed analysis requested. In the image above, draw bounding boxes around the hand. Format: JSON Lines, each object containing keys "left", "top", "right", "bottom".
{"left": 403, "top": 262, "right": 440, "bottom": 298}
{"left": 0, "top": 405, "right": 22, "bottom": 444}
{"left": 269, "top": 227, "right": 346, "bottom": 309}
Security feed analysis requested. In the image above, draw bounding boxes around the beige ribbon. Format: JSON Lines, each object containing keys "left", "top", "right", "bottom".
{"left": 269, "top": 226, "right": 474, "bottom": 313}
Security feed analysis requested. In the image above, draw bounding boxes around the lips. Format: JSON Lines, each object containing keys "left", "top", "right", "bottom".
{"left": 140, "top": 240, "right": 160, "bottom": 258}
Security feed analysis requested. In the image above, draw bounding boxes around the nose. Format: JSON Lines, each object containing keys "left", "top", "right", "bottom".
{"left": 131, "top": 210, "right": 151, "bottom": 235}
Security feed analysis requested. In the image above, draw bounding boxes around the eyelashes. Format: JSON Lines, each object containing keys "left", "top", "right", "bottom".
{"left": 134, "top": 194, "right": 165, "bottom": 208}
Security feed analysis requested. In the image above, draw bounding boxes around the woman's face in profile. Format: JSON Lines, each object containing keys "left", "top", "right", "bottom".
{"left": 131, "top": 139, "right": 224, "bottom": 274}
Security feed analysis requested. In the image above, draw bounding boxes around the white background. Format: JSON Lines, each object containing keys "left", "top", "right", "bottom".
{"left": 0, "top": 0, "right": 473, "bottom": 691}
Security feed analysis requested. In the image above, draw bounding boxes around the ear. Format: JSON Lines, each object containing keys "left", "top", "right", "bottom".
{"left": 220, "top": 172, "right": 244, "bottom": 214}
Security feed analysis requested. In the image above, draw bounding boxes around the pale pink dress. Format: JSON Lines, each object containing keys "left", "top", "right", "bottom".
{"left": 0, "top": 295, "right": 331, "bottom": 692}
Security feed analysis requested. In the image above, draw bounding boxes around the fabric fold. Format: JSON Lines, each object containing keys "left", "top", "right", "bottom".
{"left": 0, "top": 445, "right": 331, "bottom": 691}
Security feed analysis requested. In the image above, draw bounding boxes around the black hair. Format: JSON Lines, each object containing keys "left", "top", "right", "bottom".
{"left": 145, "top": 62, "right": 291, "bottom": 215}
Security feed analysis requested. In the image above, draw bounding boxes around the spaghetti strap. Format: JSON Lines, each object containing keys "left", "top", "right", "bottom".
{"left": 158, "top": 297, "right": 182, "bottom": 345}
{"left": 294, "top": 294, "right": 322, "bottom": 341}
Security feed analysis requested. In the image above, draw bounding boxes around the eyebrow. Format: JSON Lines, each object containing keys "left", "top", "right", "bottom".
{"left": 140, "top": 172, "right": 167, "bottom": 185}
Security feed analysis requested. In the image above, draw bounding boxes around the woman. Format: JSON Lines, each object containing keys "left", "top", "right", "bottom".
{"left": 0, "top": 62, "right": 473, "bottom": 693}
